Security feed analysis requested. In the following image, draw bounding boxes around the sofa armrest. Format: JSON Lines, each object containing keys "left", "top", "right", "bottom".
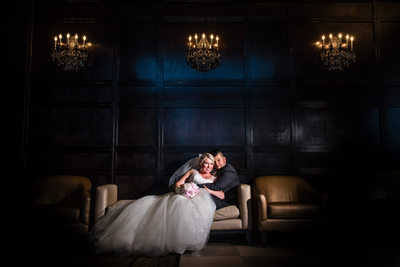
{"left": 95, "top": 184, "right": 118, "bottom": 222}
{"left": 255, "top": 193, "right": 267, "bottom": 221}
{"left": 81, "top": 196, "right": 91, "bottom": 225}
{"left": 238, "top": 184, "right": 252, "bottom": 229}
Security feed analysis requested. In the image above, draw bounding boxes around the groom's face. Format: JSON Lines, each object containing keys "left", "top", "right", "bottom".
{"left": 213, "top": 153, "right": 226, "bottom": 170}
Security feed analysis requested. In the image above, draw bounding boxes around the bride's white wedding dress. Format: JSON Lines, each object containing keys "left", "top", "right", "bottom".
{"left": 89, "top": 169, "right": 216, "bottom": 257}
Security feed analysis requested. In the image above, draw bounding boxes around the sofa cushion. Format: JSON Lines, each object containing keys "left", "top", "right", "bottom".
{"left": 267, "top": 202, "right": 320, "bottom": 219}
{"left": 213, "top": 205, "right": 240, "bottom": 221}
{"left": 211, "top": 219, "right": 242, "bottom": 230}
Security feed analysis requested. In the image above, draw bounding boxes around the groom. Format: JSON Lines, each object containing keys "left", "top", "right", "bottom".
{"left": 198, "top": 149, "right": 240, "bottom": 209}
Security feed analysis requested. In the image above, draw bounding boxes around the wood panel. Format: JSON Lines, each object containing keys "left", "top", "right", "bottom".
{"left": 253, "top": 152, "right": 292, "bottom": 173}
{"left": 384, "top": 86, "right": 400, "bottom": 104}
{"left": 161, "top": 2, "right": 244, "bottom": 17}
{"left": 251, "top": 108, "right": 291, "bottom": 146}
{"left": 289, "top": 2, "right": 373, "bottom": 19}
{"left": 30, "top": 84, "right": 112, "bottom": 105}
{"left": 119, "top": 86, "right": 157, "bottom": 106}
{"left": 115, "top": 175, "right": 157, "bottom": 199}
{"left": 379, "top": 1, "right": 400, "bottom": 20}
{"left": 163, "top": 86, "right": 244, "bottom": 104}
{"left": 248, "top": 2, "right": 287, "bottom": 19}
{"left": 116, "top": 152, "right": 157, "bottom": 170}
{"left": 118, "top": 108, "right": 157, "bottom": 146}
{"left": 26, "top": 152, "right": 110, "bottom": 171}
{"left": 384, "top": 107, "right": 400, "bottom": 161}
{"left": 380, "top": 22, "right": 400, "bottom": 83}
{"left": 296, "top": 108, "right": 380, "bottom": 148}
{"left": 29, "top": 107, "right": 112, "bottom": 146}
{"left": 163, "top": 108, "right": 245, "bottom": 146}
{"left": 248, "top": 86, "right": 291, "bottom": 104}
{"left": 249, "top": 22, "right": 289, "bottom": 83}
{"left": 295, "top": 84, "right": 378, "bottom": 105}
{"left": 297, "top": 152, "right": 339, "bottom": 171}
{"left": 119, "top": 22, "right": 158, "bottom": 81}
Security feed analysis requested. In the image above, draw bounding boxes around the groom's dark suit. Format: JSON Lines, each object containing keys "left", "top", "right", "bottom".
{"left": 198, "top": 164, "right": 240, "bottom": 209}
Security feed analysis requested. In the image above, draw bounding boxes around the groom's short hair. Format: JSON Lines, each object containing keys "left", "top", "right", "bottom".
{"left": 210, "top": 149, "right": 224, "bottom": 157}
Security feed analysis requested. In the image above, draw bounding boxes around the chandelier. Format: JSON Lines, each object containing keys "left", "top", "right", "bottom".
{"left": 52, "top": 33, "right": 90, "bottom": 71}
{"left": 186, "top": 33, "right": 221, "bottom": 72}
{"left": 316, "top": 33, "right": 356, "bottom": 71}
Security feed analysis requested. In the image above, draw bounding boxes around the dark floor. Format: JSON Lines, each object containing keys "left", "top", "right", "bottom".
{"left": 14, "top": 225, "right": 400, "bottom": 267}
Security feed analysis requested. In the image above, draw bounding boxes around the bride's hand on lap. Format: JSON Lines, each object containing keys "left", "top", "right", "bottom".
{"left": 174, "top": 184, "right": 181, "bottom": 194}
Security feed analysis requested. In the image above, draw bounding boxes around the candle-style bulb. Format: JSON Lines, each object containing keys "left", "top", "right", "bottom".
{"left": 210, "top": 34, "right": 214, "bottom": 39}
{"left": 194, "top": 34, "right": 198, "bottom": 39}
{"left": 202, "top": 33, "right": 205, "bottom": 38}
{"left": 66, "top": 33, "right": 71, "bottom": 46}
{"left": 350, "top": 36, "right": 354, "bottom": 49}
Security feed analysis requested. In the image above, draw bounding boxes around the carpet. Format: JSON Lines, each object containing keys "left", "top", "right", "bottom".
{"left": 82, "top": 252, "right": 180, "bottom": 267}
{"left": 131, "top": 254, "right": 180, "bottom": 267}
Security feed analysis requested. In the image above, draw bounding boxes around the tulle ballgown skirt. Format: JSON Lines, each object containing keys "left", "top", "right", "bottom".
{"left": 89, "top": 189, "right": 216, "bottom": 257}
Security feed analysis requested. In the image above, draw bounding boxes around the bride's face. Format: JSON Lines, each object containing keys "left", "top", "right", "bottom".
{"left": 200, "top": 158, "right": 214, "bottom": 173}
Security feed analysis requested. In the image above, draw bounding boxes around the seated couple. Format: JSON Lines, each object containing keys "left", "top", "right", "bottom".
{"left": 89, "top": 149, "right": 240, "bottom": 257}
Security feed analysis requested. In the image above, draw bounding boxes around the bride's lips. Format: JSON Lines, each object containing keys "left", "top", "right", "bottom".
{"left": 204, "top": 166, "right": 212, "bottom": 172}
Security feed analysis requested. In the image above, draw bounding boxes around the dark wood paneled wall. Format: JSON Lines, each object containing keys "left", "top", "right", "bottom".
{"left": 18, "top": 1, "right": 400, "bottom": 221}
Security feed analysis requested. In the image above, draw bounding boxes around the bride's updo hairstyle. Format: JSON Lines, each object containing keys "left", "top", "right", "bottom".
{"left": 198, "top": 153, "right": 214, "bottom": 166}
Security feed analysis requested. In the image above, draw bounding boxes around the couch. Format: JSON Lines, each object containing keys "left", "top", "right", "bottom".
{"left": 94, "top": 183, "right": 252, "bottom": 243}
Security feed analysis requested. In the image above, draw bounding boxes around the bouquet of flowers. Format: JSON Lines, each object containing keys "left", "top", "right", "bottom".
{"left": 176, "top": 182, "right": 200, "bottom": 199}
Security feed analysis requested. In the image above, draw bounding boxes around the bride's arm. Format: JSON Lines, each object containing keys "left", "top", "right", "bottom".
{"left": 204, "top": 185, "right": 225, "bottom": 199}
{"left": 175, "top": 170, "right": 194, "bottom": 189}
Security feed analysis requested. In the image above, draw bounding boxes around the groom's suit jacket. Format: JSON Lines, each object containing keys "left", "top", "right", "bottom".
{"left": 198, "top": 164, "right": 240, "bottom": 209}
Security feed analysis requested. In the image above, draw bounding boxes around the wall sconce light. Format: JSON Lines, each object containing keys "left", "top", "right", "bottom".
{"left": 52, "top": 33, "right": 91, "bottom": 71}
{"left": 186, "top": 33, "right": 221, "bottom": 72}
{"left": 316, "top": 33, "right": 356, "bottom": 71}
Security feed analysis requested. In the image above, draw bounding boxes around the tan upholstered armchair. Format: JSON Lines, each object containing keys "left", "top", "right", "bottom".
{"left": 94, "top": 183, "right": 252, "bottom": 243}
{"left": 253, "top": 175, "right": 325, "bottom": 242}
{"left": 31, "top": 175, "right": 91, "bottom": 237}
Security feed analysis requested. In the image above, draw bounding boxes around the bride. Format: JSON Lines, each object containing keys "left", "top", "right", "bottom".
{"left": 89, "top": 153, "right": 224, "bottom": 257}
